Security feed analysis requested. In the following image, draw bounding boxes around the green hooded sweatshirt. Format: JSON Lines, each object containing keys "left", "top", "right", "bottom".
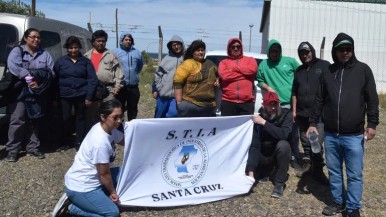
{"left": 256, "top": 39, "right": 299, "bottom": 105}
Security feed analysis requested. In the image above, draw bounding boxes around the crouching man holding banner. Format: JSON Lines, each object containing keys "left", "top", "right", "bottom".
{"left": 246, "top": 92, "right": 293, "bottom": 198}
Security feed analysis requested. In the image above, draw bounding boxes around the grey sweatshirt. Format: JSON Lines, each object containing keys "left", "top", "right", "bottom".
{"left": 154, "top": 35, "right": 184, "bottom": 98}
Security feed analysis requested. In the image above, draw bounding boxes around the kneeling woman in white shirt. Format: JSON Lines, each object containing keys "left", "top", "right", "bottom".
{"left": 53, "top": 99, "right": 124, "bottom": 217}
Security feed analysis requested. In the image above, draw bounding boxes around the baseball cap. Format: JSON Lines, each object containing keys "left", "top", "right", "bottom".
{"left": 299, "top": 43, "right": 311, "bottom": 51}
{"left": 335, "top": 39, "right": 352, "bottom": 48}
{"left": 263, "top": 92, "right": 280, "bottom": 105}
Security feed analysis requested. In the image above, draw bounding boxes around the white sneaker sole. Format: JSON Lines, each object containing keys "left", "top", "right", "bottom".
{"left": 52, "top": 193, "right": 69, "bottom": 217}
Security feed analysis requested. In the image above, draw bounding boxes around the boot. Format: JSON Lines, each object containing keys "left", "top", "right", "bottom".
{"left": 296, "top": 159, "right": 311, "bottom": 178}
{"left": 312, "top": 162, "right": 329, "bottom": 186}
{"left": 290, "top": 156, "right": 301, "bottom": 170}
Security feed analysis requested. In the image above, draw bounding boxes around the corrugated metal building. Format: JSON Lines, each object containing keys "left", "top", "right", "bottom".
{"left": 260, "top": 0, "right": 386, "bottom": 92}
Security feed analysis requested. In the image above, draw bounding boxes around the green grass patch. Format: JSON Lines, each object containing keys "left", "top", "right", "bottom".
{"left": 138, "top": 64, "right": 157, "bottom": 118}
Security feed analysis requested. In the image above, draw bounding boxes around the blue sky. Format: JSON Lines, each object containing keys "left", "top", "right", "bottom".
{"left": 34, "top": 0, "right": 264, "bottom": 53}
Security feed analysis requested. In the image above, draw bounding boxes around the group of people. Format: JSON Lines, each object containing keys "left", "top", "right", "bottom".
{"left": 4, "top": 28, "right": 143, "bottom": 162}
{"left": 249, "top": 34, "right": 378, "bottom": 217}
{"left": 5, "top": 28, "right": 379, "bottom": 217}
{"left": 4, "top": 28, "right": 143, "bottom": 217}
{"left": 151, "top": 33, "right": 379, "bottom": 217}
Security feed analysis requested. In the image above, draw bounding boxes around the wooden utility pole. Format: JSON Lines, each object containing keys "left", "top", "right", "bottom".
{"left": 31, "top": 0, "right": 36, "bottom": 16}
{"left": 115, "top": 8, "right": 119, "bottom": 48}
{"left": 239, "top": 31, "right": 242, "bottom": 41}
{"left": 87, "top": 12, "right": 93, "bottom": 33}
{"left": 158, "top": 25, "right": 163, "bottom": 62}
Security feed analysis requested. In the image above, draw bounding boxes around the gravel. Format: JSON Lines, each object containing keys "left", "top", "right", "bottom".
{"left": 1, "top": 111, "right": 385, "bottom": 217}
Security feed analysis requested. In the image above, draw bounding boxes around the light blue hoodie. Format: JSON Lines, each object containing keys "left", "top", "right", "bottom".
{"left": 113, "top": 32, "right": 144, "bottom": 85}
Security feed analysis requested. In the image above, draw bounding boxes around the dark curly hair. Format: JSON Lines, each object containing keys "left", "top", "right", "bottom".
{"left": 183, "top": 39, "right": 206, "bottom": 60}
{"left": 91, "top": 30, "right": 108, "bottom": 43}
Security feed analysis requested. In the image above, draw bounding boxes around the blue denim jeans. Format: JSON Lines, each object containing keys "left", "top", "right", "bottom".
{"left": 155, "top": 97, "right": 177, "bottom": 118}
{"left": 324, "top": 132, "right": 364, "bottom": 212}
{"left": 66, "top": 167, "right": 120, "bottom": 217}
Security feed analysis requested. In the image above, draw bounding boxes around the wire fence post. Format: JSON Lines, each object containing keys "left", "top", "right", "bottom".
{"left": 158, "top": 25, "right": 163, "bottom": 62}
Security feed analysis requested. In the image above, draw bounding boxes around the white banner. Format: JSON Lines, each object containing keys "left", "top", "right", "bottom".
{"left": 116, "top": 116, "right": 255, "bottom": 207}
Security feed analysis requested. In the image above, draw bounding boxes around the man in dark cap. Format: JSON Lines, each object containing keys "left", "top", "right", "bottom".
{"left": 307, "top": 33, "right": 379, "bottom": 217}
{"left": 246, "top": 92, "right": 293, "bottom": 198}
{"left": 292, "top": 42, "right": 330, "bottom": 185}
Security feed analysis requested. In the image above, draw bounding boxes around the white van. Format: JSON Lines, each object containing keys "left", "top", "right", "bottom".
{"left": 205, "top": 50, "right": 267, "bottom": 115}
{"left": 0, "top": 13, "right": 92, "bottom": 125}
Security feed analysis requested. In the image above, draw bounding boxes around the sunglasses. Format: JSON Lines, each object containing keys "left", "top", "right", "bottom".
{"left": 337, "top": 47, "right": 353, "bottom": 53}
{"left": 230, "top": 45, "right": 241, "bottom": 50}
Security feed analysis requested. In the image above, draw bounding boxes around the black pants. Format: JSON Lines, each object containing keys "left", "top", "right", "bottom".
{"left": 259, "top": 140, "right": 291, "bottom": 184}
{"left": 246, "top": 124, "right": 261, "bottom": 173}
{"left": 296, "top": 116, "right": 325, "bottom": 164}
{"left": 117, "top": 85, "right": 140, "bottom": 121}
{"left": 220, "top": 100, "right": 254, "bottom": 116}
{"left": 246, "top": 126, "right": 291, "bottom": 184}
{"left": 60, "top": 97, "right": 86, "bottom": 147}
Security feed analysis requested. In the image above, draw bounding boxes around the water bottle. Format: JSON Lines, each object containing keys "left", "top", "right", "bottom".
{"left": 25, "top": 75, "right": 34, "bottom": 85}
{"left": 309, "top": 131, "right": 321, "bottom": 153}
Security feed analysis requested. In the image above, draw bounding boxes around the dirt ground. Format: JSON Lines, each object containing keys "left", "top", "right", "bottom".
{"left": 0, "top": 104, "right": 385, "bottom": 217}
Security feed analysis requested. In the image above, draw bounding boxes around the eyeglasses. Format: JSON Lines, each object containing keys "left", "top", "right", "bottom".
{"left": 28, "top": 36, "right": 41, "bottom": 40}
{"left": 108, "top": 114, "right": 124, "bottom": 121}
{"left": 230, "top": 45, "right": 241, "bottom": 50}
{"left": 337, "top": 47, "right": 353, "bottom": 53}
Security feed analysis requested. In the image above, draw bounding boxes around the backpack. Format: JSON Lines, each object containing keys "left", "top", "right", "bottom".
{"left": 0, "top": 46, "right": 25, "bottom": 107}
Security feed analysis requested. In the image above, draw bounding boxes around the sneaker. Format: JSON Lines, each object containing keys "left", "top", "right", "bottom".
{"left": 52, "top": 193, "right": 71, "bottom": 217}
{"left": 6, "top": 152, "right": 18, "bottom": 162}
{"left": 347, "top": 209, "right": 361, "bottom": 217}
{"left": 322, "top": 202, "right": 345, "bottom": 216}
{"left": 28, "top": 150, "right": 45, "bottom": 159}
{"left": 296, "top": 160, "right": 311, "bottom": 178}
{"left": 271, "top": 184, "right": 284, "bottom": 198}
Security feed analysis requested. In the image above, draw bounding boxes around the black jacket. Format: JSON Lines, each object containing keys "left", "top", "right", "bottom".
{"left": 310, "top": 33, "right": 379, "bottom": 134}
{"left": 259, "top": 108, "right": 293, "bottom": 150}
{"left": 292, "top": 42, "right": 330, "bottom": 118}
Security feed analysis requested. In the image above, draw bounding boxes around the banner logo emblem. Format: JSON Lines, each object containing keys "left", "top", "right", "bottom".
{"left": 161, "top": 138, "right": 209, "bottom": 188}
